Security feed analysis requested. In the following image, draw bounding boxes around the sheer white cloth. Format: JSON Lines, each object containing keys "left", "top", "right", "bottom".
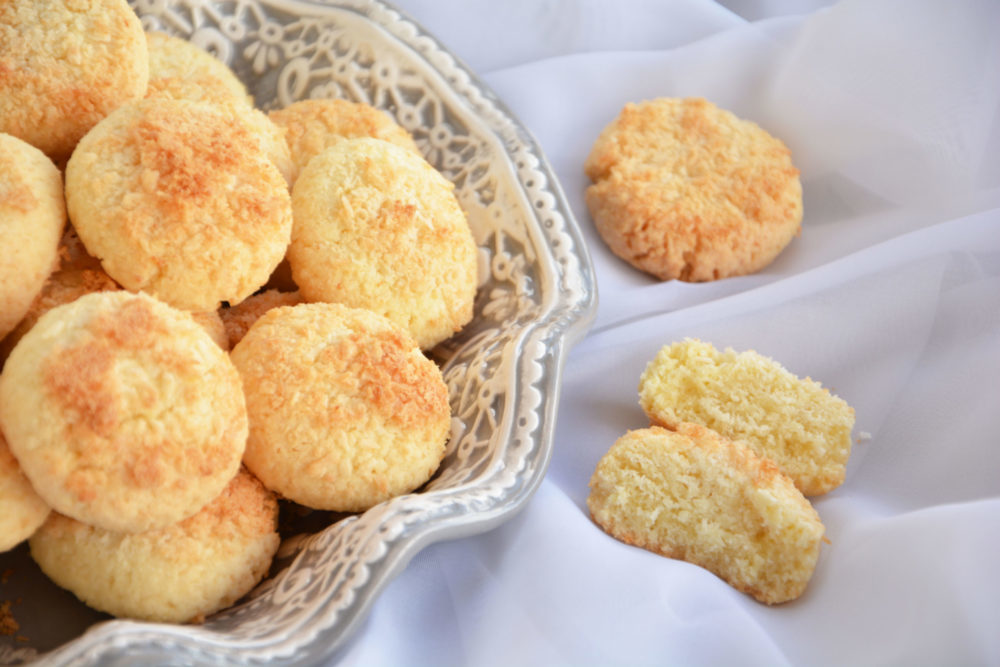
{"left": 336, "top": 1, "right": 1000, "bottom": 664}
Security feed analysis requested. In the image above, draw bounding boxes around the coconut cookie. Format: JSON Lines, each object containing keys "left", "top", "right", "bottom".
{"left": 584, "top": 97, "right": 802, "bottom": 281}
{"left": 269, "top": 98, "right": 421, "bottom": 186}
{"left": 64, "top": 98, "right": 293, "bottom": 312}
{"left": 145, "top": 31, "right": 252, "bottom": 107}
{"left": 0, "top": 0, "right": 148, "bottom": 163}
{"left": 638, "top": 338, "right": 855, "bottom": 496}
{"left": 0, "top": 291, "right": 248, "bottom": 533}
{"left": 0, "top": 134, "right": 65, "bottom": 341}
{"left": 288, "top": 138, "right": 478, "bottom": 349}
{"left": 0, "top": 431, "right": 50, "bottom": 553}
{"left": 588, "top": 425, "right": 825, "bottom": 605}
{"left": 30, "top": 468, "right": 279, "bottom": 623}
{"left": 230, "top": 302, "right": 451, "bottom": 512}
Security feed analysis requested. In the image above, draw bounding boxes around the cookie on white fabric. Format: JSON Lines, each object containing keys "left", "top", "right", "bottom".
{"left": 588, "top": 424, "right": 825, "bottom": 604}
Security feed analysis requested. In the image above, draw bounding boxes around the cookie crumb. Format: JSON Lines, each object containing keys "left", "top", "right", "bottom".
{"left": 0, "top": 600, "right": 20, "bottom": 637}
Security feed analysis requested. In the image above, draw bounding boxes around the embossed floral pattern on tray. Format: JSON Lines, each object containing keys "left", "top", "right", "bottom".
{"left": 17, "top": 1, "right": 596, "bottom": 665}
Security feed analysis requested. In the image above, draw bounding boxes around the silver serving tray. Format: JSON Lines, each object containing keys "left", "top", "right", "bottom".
{"left": 0, "top": 0, "right": 596, "bottom": 664}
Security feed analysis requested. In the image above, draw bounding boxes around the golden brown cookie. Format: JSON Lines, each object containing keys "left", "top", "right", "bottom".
{"left": 0, "top": 291, "right": 248, "bottom": 533}
{"left": 588, "top": 424, "right": 825, "bottom": 605}
{"left": 230, "top": 302, "right": 451, "bottom": 512}
{"left": 30, "top": 468, "right": 279, "bottom": 623}
{"left": 0, "top": 430, "right": 50, "bottom": 553}
{"left": 269, "top": 98, "right": 421, "bottom": 186}
{"left": 0, "top": 133, "right": 65, "bottom": 341}
{"left": 64, "top": 98, "right": 293, "bottom": 312}
{"left": 584, "top": 97, "right": 802, "bottom": 281}
{"left": 218, "top": 289, "right": 303, "bottom": 349}
{"left": 0, "top": 0, "right": 149, "bottom": 163}
{"left": 638, "top": 338, "right": 855, "bottom": 496}
{"left": 288, "top": 138, "right": 478, "bottom": 349}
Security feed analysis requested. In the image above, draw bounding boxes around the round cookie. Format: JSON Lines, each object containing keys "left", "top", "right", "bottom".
{"left": 584, "top": 97, "right": 802, "bottom": 281}
{"left": 0, "top": 134, "right": 65, "bottom": 341}
{"left": 65, "top": 98, "right": 293, "bottom": 312}
{"left": 288, "top": 138, "right": 478, "bottom": 350}
{"left": 0, "top": 291, "right": 248, "bottom": 533}
{"left": 29, "top": 468, "right": 279, "bottom": 623}
{"left": 269, "top": 98, "right": 421, "bottom": 186}
{"left": 0, "top": 431, "right": 50, "bottom": 553}
{"left": 230, "top": 302, "right": 451, "bottom": 512}
{"left": 0, "top": 0, "right": 149, "bottom": 163}
{"left": 145, "top": 31, "right": 252, "bottom": 107}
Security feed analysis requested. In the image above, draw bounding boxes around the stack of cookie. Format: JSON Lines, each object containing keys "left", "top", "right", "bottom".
{"left": 0, "top": 0, "right": 479, "bottom": 624}
{"left": 588, "top": 339, "right": 855, "bottom": 604}
{"left": 582, "top": 95, "right": 840, "bottom": 603}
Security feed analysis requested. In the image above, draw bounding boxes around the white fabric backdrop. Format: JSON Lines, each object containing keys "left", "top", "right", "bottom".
{"left": 334, "top": 1, "right": 1000, "bottom": 664}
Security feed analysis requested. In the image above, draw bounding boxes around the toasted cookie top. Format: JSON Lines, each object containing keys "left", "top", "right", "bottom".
{"left": 64, "top": 98, "right": 293, "bottom": 311}
{"left": 0, "top": 0, "right": 149, "bottom": 163}
{"left": 0, "top": 291, "right": 248, "bottom": 533}
{"left": 585, "top": 97, "right": 802, "bottom": 281}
